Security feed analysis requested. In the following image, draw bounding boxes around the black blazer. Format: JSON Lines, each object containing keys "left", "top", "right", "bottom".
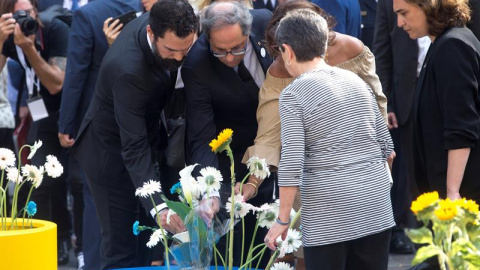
{"left": 182, "top": 9, "right": 273, "bottom": 205}
{"left": 373, "top": 0, "right": 418, "bottom": 125}
{"left": 252, "top": 0, "right": 275, "bottom": 12}
{"left": 72, "top": 14, "right": 174, "bottom": 210}
{"left": 414, "top": 27, "right": 480, "bottom": 201}
{"left": 468, "top": 0, "right": 480, "bottom": 41}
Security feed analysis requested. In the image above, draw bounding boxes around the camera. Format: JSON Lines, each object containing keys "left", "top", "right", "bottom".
{"left": 12, "top": 10, "right": 38, "bottom": 36}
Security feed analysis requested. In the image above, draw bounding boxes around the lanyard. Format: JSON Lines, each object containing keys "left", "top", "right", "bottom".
{"left": 15, "top": 45, "right": 40, "bottom": 97}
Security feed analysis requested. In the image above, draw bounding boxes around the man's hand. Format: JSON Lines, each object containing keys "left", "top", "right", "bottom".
{"left": 197, "top": 197, "right": 220, "bottom": 226}
{"left": 103, "top": 18, "right": 123, "bottom": 47}
{"left": 13, "top": 23, "right": 35, "bottom": 50}
{"left": 19, "top": 106, "right": 30, "bottom": 121}
{"left": 387, "top": 112, "right": 398, "bottom": 129}
{"left": 265, "top": 221, "right": 288, "bottom": 251}
{"left": 58, "top": 132, "right": 75, "bottom": 148}
{"left": 157, "top": 209, "right": 186, "bottom": 234}
{"left": 0, "top": 13, "right": 15, "bottom": 44}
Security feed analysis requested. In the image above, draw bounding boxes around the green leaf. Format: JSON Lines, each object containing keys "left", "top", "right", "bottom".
{"left": 411, "top": 245, "right": 443, "bottom": 266}
{"left": 166, "top": 200, "right": 192, "bottom": 221}
{"left": 462, "top": 252, "right": 480, "bottom": 266}
{"left": 405, "top": 227, "right": 434, "bottom": 244}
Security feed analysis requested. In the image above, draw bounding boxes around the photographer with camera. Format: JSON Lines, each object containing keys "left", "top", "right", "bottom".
{"left": 0, "top": 0, "right": 73, "bottom": 267}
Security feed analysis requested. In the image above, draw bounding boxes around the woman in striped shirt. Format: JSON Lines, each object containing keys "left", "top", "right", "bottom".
{"left": 264, "top": 9, "right": 395, "bottom": 270}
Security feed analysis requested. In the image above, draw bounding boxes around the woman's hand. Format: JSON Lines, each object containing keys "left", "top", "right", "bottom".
{"left": 265, "top": 221, "right": 289, "bottom": 251}
{"left": 103, "top": 17, "right": 123, "bottom": 46}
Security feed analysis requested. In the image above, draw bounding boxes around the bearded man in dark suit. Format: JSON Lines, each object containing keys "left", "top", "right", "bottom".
{"left": 72, "top": 1, "right": 198, "bottom": 268}
{"left": 182, "top": 1, "right": 274, "bottom": 267}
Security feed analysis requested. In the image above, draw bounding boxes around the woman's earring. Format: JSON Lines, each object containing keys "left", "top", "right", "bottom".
{"left": 286, "top": 61, "right": 291, "bottom": 66}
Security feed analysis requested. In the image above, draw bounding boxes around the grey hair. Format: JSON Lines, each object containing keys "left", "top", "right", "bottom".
{"left": 275, "top": 9, "right": 328, "bottom": 62}
{"left": 201, "top": 1, "right": 253, "bottom": 40}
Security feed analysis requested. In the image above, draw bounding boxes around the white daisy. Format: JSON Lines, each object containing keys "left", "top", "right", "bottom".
{"left": 0, "top": 148, "right": 16, "bottom": 170}
{"left": 226, "top": 194, "right": 252, "bottom": 218}
{"left": 270, "top": 262, "right": 294, "bottom": 270}
{"left": 197, "top": 166, "right": 223, "bottom": 194}
{"left": 22, "top": 165, "right": 45, "bottom": 188}
{"left": 277, "top": 229, "right": 302, "bottom": 254}
{"left": 135, "top": 180, "right": 162, "bottom": 198}
{"left": 6, "top": 167, "right": 22, "bottom": 183}
{"left": 146, "top": 228, "right": 167, "bottom": 248}
{"left": 44, "top": 155, "right": 64, "bottom": 178}
{"left": 246, "top": 156, "right": 270, "bottom": 180}
{"left": 27, "top": 140, "right": 43, "bottom": 160}
{"left": 257, "top": 207, "right": 278, "bottom": 228}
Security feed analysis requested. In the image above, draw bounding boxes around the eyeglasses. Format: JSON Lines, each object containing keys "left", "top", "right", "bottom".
{"left": 211, "top": 39, "right": 248, "bottom": 58}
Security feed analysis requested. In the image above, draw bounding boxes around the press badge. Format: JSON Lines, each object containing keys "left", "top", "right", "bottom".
{"left": 27, "top": 95, "right": 49, "bottom": 121}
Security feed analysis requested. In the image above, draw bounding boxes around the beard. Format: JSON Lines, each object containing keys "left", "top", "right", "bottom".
{"left": 152, "top": 44, "right": 184, "bottom": 71}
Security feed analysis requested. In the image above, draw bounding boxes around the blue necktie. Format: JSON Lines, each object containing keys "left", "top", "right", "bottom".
{"left": 71, "top": 0, "right": 79, "bottom": 11}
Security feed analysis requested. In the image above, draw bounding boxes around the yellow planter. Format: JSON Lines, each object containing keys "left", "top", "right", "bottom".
{"left": 0, "top": 218, "right": 57, "bottom": 270}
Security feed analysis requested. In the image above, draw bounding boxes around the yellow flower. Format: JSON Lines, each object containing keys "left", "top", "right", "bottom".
{"left": 455, "top": 198, "right": 479, "bottom": 215}
{"left": 434, "top": 198, "right": 458, "bottom": 221}
{"left": 209, "top": 128, "right": 233, "bottom": 153}
{"left": 411, "top": 191, "right": 439, "bottom": 214}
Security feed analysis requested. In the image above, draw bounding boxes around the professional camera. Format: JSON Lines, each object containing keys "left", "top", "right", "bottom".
{"left": 12, "top": 10, "right": 38, "bottom": 36}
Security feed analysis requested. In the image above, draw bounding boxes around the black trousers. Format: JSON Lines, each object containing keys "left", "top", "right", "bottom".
{"left": 304, "top": 229, "right": 391, "bottom": 270}
{"left": 87, "top": 176, "right": 157, "bottom": 269}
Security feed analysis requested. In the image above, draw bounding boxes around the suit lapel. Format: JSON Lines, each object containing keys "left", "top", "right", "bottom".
{"left": 249, "top": 30, "right": 272, "bottom": 74}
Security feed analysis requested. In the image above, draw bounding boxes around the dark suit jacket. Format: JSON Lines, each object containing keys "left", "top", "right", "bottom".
{"left": 38, "top": 0, "right": 93, "bottom": 11}
{"left": 469, "top": 0, "right": 480, "bottom": 40}
{"left": 359, "top": 0, "right": 376, "bottom": 48}
{"left": 252, "top": 0, "right": 275, "bottom": 12}
{"left": 311, "top": 0, "right": 362, "bottom": 38}
{"left": 373, "top": 0, "right": 418, "bottom": 125}
{"left": 59, "top": 0, "right": 141, "bottom": 137}
{"left": 182, "top": 9, "right": 273, "bottom": 205}
{"left": 414, "top": 27, "right": 480, "bottom": 201}
{"left": 72, "top": 14, "right": 174, "bottom": 211}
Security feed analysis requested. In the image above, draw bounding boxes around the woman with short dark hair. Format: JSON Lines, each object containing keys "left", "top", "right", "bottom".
{"left": 264, "top": 9, "right": 395, "bottom": 270}
{"left": 394, "top": 0, "right": 480, "bottom": 202}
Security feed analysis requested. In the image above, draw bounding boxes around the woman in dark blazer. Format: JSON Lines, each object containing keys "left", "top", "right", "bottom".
{"left": 394, "top": 0, "right": 480, "bottom": 202}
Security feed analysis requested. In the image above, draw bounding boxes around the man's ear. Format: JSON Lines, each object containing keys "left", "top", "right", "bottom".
{"left": 282, "top": 44, "right": 295, "bottom": 66}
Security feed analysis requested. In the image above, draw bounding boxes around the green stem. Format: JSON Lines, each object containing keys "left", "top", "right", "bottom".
{"left": 226, "top": 146, "right": 235, "bottom": 270}
{"left": 241, "top": 217, "right": 245, "bottom": 266}
{"left": 246, "top": 219, "right": 260, "bottom": 270}
{"left": 238, "top": 245, "right": 268, "bottom": 270}
{"left": 150, "top": 196, "right": 170, "bottom": 270}
{"left": 265, "top": 250, "right": 279, "bottom": 270}
{"left": 213, "top": 243, "right": 226, "bottom": 269}
{"left": 22, "top": 185, "right": 35, "bottom": 227}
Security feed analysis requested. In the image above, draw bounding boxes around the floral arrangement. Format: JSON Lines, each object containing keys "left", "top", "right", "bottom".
{"left": 0, "top": 140, "right": 64, "bottom": 230}
{"left": 406, "top": 191, "right": 480, "bottom": 270}
{"left": 134, "top": 129, "right": 302, "bottom": 270}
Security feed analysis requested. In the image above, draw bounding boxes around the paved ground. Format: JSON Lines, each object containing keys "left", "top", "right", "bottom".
{"left": 59, "top": 252, "right": 415, "bottom": 270}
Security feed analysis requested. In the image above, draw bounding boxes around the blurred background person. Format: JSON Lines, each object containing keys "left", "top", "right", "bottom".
{"left": 310, "top": 0, "right": 362, "bottom": 38}
{"left": 393, "top": 0, "right": 480, "bottom": 202}
{"left": 265, "top": 9, "right": 394, "bottom": 270}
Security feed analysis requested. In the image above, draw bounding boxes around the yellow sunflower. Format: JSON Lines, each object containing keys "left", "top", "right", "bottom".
{"left": 455, "top": 198, "right": 479, "bottom": 215}
{"left": 411, "top": 191, "right": 439, "bottom": 214}
{"left": 434, "top": 198, "right": 458, "bottom": 221}
{"left": 209, "top": 128, "right": 233, "bottom": 153}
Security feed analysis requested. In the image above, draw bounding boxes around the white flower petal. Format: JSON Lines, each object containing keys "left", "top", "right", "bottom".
{"left": 197, "top": 166, "right": 223, "bottom": 194}
{"left": 277, "top": 229, "right": 302, "bottom": 254}
{"left": 246, "top": 156, "right": 270, "bottom": 180}
{"left": 226, "top": 194, "right": 253, "bottom": 218}
{"left": 0, "top": 148, "right": 16, "bottom": 170}
{"left": 21, "top": 165, "right": 45, "bottom": 188}
{"left": 270, "top": 262, "right": 293, "bottom": 270}
{"left": 27, "top": 140, "right": 42, "bottom": 160}
{"left": 146, "top": 228, "right": 167, "bottom": 248}
{"left": 44, "top": 155, "right": 64, "bottom": 178}
{"left": 135, "top": 180, "right": 162, "bottom": 198}
{"left": 6, "top": 167, "right": 22, "bottom": 183}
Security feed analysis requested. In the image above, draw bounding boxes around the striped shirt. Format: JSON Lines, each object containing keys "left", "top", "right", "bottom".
{"left": 278, "top": 64, "right": 395, "bottom": 247}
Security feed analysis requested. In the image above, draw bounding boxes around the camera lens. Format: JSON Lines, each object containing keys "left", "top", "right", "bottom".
{"left": 12, "top": 10, "right": 38, "bottom": 36}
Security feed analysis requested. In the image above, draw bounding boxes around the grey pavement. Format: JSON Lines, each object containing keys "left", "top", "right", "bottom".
{"left": 59, "top": 252, "right": 415, "bottom": 270}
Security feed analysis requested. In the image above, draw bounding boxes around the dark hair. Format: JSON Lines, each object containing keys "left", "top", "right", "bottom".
{"left": 201, "top": 1, "right": 252, "bottom": 40}
{"left": 265, "top": 0, "right": 335, "bottom": 57}
{"left": 0, "top": 0, "right": 39, "bottom": 18}
{"left": 276, "top": 9, "right": 328, "bottom": 62}
{"left": 149, "top": 0, "right": 198, "bottom": 39}
{"left": 405, "top": 0, "right": 471, "bottom": 36}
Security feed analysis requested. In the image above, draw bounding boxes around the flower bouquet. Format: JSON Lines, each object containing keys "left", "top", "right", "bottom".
{"left": 134, "top": 129, "right": 302, "bottom": 270}
{"left": 0, "top": 140, "right": 64, "bottom": 230}
{"left": 406, "top": 191, "right": 480, "bottom": 270}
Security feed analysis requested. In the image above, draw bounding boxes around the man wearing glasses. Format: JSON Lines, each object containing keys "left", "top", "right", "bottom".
{"left": 182, "top": 1, "right": 274, "bottom": 267}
